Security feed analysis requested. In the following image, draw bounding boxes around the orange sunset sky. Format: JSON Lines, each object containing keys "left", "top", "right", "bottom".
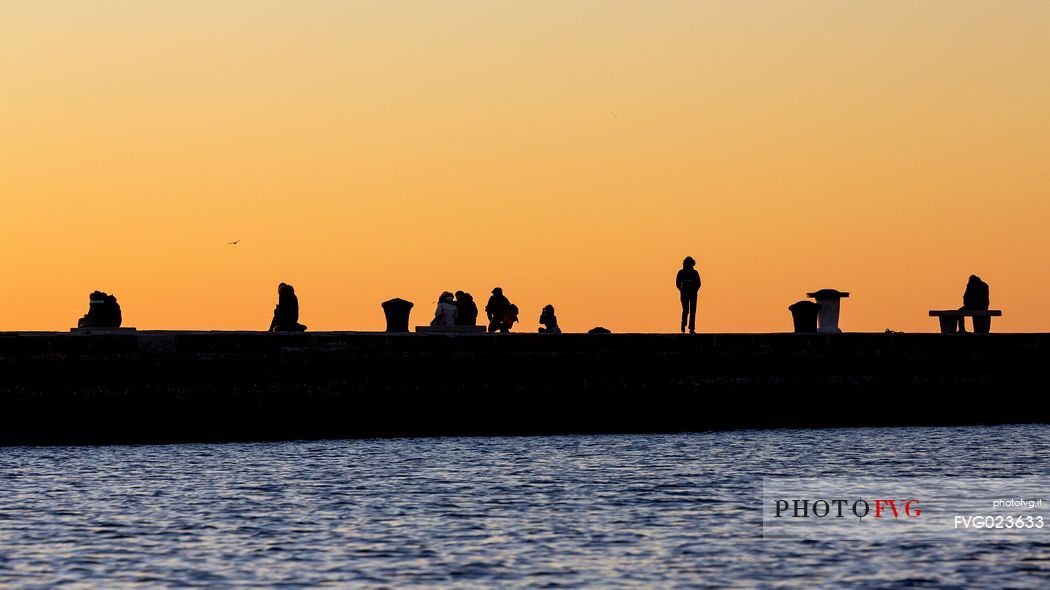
{"left": 2, "top": 1, "right": 1048, "bottom": 333}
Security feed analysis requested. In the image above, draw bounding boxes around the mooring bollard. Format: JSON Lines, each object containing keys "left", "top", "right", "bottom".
{"left": 381, "top": 298, "right": 414, "bottom": 332}
{"left": 788, "top": 301, "right": 821, "bottom": 334}
{"left": 807, "top": 289, "right": 850, "bottom": 334}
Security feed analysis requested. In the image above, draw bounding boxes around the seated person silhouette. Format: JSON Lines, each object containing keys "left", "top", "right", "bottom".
{"left": 539, "top": 304, "right": 561, "bottom": 333}
{"left": 958, "top": 275, "right": 990, "bottom": 333}
{"left": 485, "top": 287, "right": 511, "bottom": 333}
{"left": 499, "top": 303, "right": 519, "bottom": 333}
{"left": 454, "top": 291, "right": 478, "bottom": 326}
{"left": 431, "top": 291, "right": 458, "bottom": 326}
{"left": 269, "top": 283, "right": 307, "bottom": 332}
{"left": 78, "top": 291, "right": 122, "bottom": 328}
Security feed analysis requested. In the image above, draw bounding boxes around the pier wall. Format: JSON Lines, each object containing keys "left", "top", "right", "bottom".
{"left": 1, "top": 331, "right": 1047, "bottom": 444}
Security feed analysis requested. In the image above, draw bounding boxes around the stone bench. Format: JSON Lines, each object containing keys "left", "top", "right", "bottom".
{"left": 928, "top": 310, "right": 1002, "bottom": 334}
{"left": 415, "top": 325, "right": 487, "bottom": 334}
{"left": 70, "top": 327, "right": 138, "bottom": 335}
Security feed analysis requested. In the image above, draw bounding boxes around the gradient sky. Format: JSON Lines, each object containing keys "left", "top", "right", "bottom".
{"left": 2, "top": 1, "right": 1048, "bottom": 332}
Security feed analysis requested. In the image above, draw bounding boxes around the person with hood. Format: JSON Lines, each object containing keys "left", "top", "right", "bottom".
{"left": 269, "top": 283, "right": 307, "bottom": 332}
{"left": 675, "top": 256, "right": 701, "bottom": 333}
{"left": 539, "top": 304, "right": 561, "bottom": 334}
{"left": 454, "top": 291, "right": 478, "bottom": 326}
{"left": 78, "top": 291, "right": 122, "bottom": 328}
{"left": 485, "top": 287, "right": 510, "bottom": 333}
{"left": 431, "top": 291, "right": 458, "bottom": 326}
{"left": 959, "top": 274, "right": 990, "bottom": 333}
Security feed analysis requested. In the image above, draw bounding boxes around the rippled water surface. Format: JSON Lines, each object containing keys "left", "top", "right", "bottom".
{"left": 1, "top": 425, "right": 1048, "bottom": 588}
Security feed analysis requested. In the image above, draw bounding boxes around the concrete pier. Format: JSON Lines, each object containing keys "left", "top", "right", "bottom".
{"left": 1, "top": 331, "right": 1047, "bottom": 444}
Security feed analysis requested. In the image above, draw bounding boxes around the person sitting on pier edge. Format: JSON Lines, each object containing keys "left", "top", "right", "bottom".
{"left": 454, "top": 291, "right": 478, "bottom": 326}
{"left": 78, "top": 291, "right": 122, "bottom": 328}
{"left": 676, "top": 256, "right": 701, "bottom": 333}
{"left": 485, "top": 287, "right": 510, "bottom": 333}
{"left": 431, "top": 291, "right": 458, "bottom": 326}
{"left": 539, "top": 304, "right": 561, "bottom": 333}
{"left": 269, "top": 283, "right": 307, "bottom": 332}
{"left": 958, "top": 275, "right": 990, "bottom": 333}
{"left": 499, "top": 304, "right": 519, "bottom": 333}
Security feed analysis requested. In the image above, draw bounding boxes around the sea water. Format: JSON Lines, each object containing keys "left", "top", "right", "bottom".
{"left": 1, "top": 425, "right": 1047, "bottom": 588}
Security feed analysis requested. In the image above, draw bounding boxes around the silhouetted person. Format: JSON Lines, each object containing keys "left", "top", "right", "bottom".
{"left": 78, "top": 291, "right": 122, "bottom": 328}
{"left": 676, "top": 256, "right": 701, "bottom": 333}
{"left": 431, "top": 291, "right": 458, "bottom": 326}
{"left": 454, "top": 291, "right": 478, "bottom": 326}
{"left": 959, "top": 275, "right": 990, "bottom": 333}
{"left": 269, "top": 283, "right": 306, "bottom": 332}
{"left": 486, "top": 287, "right": 510, "bottom": 333}
{"left": 501, "top": 304, "right": 519, "bottom": 333}
{"left": 539, "top": 304, "right": 561, "bottom": 333}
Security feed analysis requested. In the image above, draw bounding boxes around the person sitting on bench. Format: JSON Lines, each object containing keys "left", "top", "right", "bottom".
{"left": 78, "top": 291, "right": 122, "bottom": 328}
{"left": 269, "top": 283, "right": 307, "bottom": 332}
{"left": 431, "top": 292, "right": 458, "bottom": 326}
{"left": 454, "top": 291, "right": 478, "bottom": 326}
{"left": 958, "top": 275, "right": 990, "bottom": 333}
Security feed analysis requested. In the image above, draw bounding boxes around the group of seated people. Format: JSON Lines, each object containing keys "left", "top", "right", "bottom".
{"left": 430, "top": 287, "right": 520, "bottom": 332}
{"left": 77, "top": 291, "right": 122, "bottom": 328}
{"left": 74, "top": 284, "right": 308, "bottom": 332}
{"left": 74, "top": 283, "right": 564, "bottom": 334}
{"left": 430, "top": 287, "right": 560, "bottom": 334}
{"left": 430, "top": 290, "right": 481, "bottom": 328}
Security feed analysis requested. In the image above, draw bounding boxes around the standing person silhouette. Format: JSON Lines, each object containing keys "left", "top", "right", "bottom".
{"left": 676, "top": 257, "right": 701, "bottom": 333}
{"left": 485, "top": 287, "right": 510, "bottom": 333}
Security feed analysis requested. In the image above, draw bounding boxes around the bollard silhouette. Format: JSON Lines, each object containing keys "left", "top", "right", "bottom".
{"left": 788, "top": 301, "right": 821, "bottom": 334}
{"left": 382, "top": 298, "right": 414, "bottom": 333}
{"left": 807, "top": 289, "right": 850, "bottom": 334}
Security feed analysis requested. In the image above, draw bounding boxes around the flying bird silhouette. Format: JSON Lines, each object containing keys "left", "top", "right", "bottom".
{"left": 228, "top": 240, "right": 240, "bottom": 245}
